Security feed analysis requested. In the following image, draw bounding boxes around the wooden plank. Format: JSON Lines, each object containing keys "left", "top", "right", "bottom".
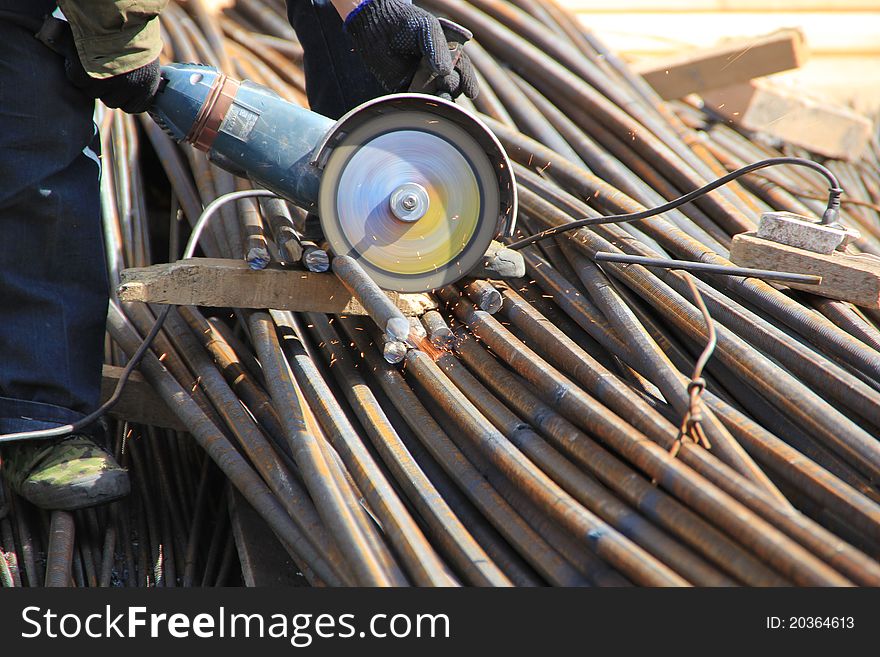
{"left": 730, "top": 232, "right": 880, "bottom": 308}
{"left": 573, "top": 13, "right": 880, "bottom": 56}
{"left": 775, "top": 56, "right": 880, "bottom": 116}
{"left": 117, "top": 258, "right": 437, "bottom": 316}
{"left": 701, "top": 79, "right": 873, "bottom": 160}
{"left": 100, "top": 365, "right": 185, "bottom": 431}
{"left": 635, "top": 29, "right": 806, "bottom": 99}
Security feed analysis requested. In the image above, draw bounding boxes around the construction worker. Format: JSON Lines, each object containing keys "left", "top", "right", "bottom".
{"left": 0, "top": 0, "right": 477, "bottom": 511}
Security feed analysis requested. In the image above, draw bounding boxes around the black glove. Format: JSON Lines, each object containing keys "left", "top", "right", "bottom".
{"left": 36, "top": 16, "right": 161, "bottom": 114}
{"left": 65, "top": 55, "right": 162, "bottom": 115}
{"left": 344, "top": 0, "right": 479, "bottom": 99}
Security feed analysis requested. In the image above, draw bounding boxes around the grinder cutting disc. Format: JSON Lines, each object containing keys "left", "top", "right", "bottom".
{"left": 318, "top": 106, "right": 503, "bottom": 292}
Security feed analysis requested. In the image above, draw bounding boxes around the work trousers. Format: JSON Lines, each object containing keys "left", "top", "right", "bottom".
{"left": 0, "top": 17, "right": 106, "bottom": 434}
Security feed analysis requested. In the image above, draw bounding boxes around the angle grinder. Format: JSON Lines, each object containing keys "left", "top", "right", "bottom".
{"left": 149, "top": 61, "right": 517, "bottom": 292}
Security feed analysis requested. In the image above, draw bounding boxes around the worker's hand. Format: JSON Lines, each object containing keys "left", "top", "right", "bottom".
{"left": 343, "top": 0, "right": 479, "bottom": 99}
{"left": 65, "top": 57, "right": 162, "bottom": 114}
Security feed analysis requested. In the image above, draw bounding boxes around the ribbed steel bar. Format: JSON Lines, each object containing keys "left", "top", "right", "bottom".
{"left": 348, "top": 327, "right": 588, "bottom": 585}
{"left": 518, "top": 234, "right": 880, "bottom": 565}
{"left": 489, "top": 117, "right": 880, "bottom": 383}
{"left": 550, "top": 241, "right": 787, "bottom": 500}
{"left": 437, "top": 286, "right": 859, "bottom": 586}
{"left": 516, "top": 180, "right": 880, "bottom": 485}
{"left": 274, "top": 310, "right": 455, "bottom": 586}
{"left": 159, "top": 307, "right": 345, "bottom": 585}
{"left": 509, "top": 73, "right": 731, "bottom": 252}
{"left": 490, "top": 287, "right": 880, "bottom": 583}
{"left": 45, "top": 511, "right": 75, "bottom": 587}
{"left": 315, "top": 314, "right": 513, "bottom": 586}
{"left": 23, "top": 0, "right": 874, "bottom": 589}
{"left": 440, "top": 345, "right": 736, "bottom": 586}
{"left": 451, "top": 329, "right": 793, "bottom": 586}
{"left": 424, "top": 0, "right": 754, "bottom": 234}
{"left": 332, "top": 255, "right": 410, "bottom": 341}
{"left": 402, "top": 341, "right": 689, "bottom": 586}
{"left": 107, "top": 303, "right": 338, "bottom": 584}
{"left": 511, "top": 170, "right": 880, "bottom": 515}
{"left": 247, "top": 311, "right": 396, "bottom": 586}
{"left": 184, "top": 308, "right": 290, "bottom": 456}
{"left": 298, "top": 313, "right": 462, "bottom": 586}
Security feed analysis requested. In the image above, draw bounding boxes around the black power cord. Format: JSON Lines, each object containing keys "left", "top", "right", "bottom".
{"left": 506, "top": 157, "right": 844, "bottom": 251}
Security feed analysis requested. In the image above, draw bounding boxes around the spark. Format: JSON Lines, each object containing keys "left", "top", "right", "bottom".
{"left": 721, "top": 41, "right": 758, "bottom": 71}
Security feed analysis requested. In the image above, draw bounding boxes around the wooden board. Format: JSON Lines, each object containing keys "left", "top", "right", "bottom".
{"left": 117, "top": 258, "right": 436, "bottom": 316}
{"left": 572, "top": 13, "right": 880, "bottom": 55}
{"left": 571, "top": 7, "right": 880, "bottom": 112}
{"left": 730, "top": 232, "right": 880, "bottom": 308}
{"left": 701, "top": 79, "right": 873, "bottom": 160}
{"left": 635, "top": 29, "right": 806, "bottom": 99}
{"left": 100, "top": 365, "right": 185, "bottom": 431}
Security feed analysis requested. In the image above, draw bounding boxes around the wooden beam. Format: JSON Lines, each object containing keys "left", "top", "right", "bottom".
{"left": 574, "top": 13, "right": 880, "bottom": 56}
{"left": 117, "top": 258, "right": 437, "bottom": 316}
{"left": 100, "top": 365, "right": 185, "bottom": 431}
{"left": 635, "top": 29, "right": 806, "bottom": 99}
{"left": 701, "top": 79, "right": 873, "bottom": 160}
{"left": 730, "top": 232, "right": 880, "bottom": 308}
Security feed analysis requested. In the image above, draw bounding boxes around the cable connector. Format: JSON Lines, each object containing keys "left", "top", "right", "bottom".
{"left": 821, "top": 186, "right": 843, "bottom": 227}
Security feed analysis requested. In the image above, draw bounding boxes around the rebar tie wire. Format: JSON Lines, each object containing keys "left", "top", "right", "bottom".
{"left": 670, "top": 275, "right": 716, "bottom": 459}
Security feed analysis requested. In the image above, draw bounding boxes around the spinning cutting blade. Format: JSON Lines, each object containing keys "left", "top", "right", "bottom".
{"left": 318, "top": 110, "right": 502, "bottom": 292}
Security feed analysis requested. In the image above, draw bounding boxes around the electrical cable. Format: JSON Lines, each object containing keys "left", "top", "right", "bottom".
{"left": 506, "top": 157, "right": 843, "bottom": 251}
{"left": 0, "top": 189, "right": 281, "bottom": 443}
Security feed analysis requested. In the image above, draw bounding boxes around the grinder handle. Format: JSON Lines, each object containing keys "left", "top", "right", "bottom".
{"left": 408, "top": 17, "right": 472, "bottom": 100}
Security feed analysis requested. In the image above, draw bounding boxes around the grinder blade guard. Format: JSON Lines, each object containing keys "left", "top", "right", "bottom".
{"left": 315, "top": 94, "right": 517, "bottom": 292}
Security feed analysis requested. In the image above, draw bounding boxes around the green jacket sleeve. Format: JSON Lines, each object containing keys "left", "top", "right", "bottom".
{"left": 58, "top": 0, "right": 168, "bottom": 79}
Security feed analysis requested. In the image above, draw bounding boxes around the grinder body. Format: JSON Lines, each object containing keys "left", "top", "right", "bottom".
{"left": 151, "top": 63, "right": 332, "bottom": 211}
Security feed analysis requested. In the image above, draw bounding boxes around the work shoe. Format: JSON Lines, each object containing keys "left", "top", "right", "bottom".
{"left": 0, "top": 434, "right": 129, "bottom": 510}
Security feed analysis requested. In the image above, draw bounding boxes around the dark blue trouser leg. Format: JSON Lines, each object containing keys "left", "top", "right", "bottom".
{"left": 0, "top": 20, "right": 107, "bottom": 434}
{"left": 287, "top": 0, "right": 388, "bottom": 119}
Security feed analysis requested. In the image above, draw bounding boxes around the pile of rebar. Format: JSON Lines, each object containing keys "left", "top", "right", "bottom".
{"left": 3, "top": 0, "right": 880, "bottom": 587}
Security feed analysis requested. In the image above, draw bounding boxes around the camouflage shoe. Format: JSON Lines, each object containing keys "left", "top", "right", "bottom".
{"left": 0, "top": 434, "right": 129, "bottom": 510}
